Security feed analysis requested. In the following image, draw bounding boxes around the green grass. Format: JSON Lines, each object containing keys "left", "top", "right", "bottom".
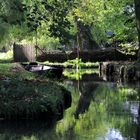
{"left": 0, "top": 63, "right": 36, "bottom": 79}
{"left": 42, "top": 58, "right": 99, "bottom": 68}
{"left": 63, "top": 68, "right": 99, "bottom": 80}
{"left": 0, "top": 50, "right": 13, "bottom": 63}
{"left": 64, "top": 58, "right": 99, "bottom": 68}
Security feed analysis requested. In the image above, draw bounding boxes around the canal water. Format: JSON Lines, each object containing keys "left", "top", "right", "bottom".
{"left": 0, "top": 69, "right": 139, "bottom": 140}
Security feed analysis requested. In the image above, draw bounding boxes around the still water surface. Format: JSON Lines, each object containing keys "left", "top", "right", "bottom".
{"left": 0, "top": 69, "right": 139, "bottom": 140}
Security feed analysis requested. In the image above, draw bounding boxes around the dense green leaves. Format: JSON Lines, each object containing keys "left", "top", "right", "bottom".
{"left": 0, "top": 0, "right": 138, "bottom": 50}
{"left": 0, "top": 78, "right": 66, "bottom": 119}
{"left": 23, "top": 0, "right": 75, "bottom": 44}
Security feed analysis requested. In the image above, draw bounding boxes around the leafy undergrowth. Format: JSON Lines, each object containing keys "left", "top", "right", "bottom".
{"left": 0, "top": 79, "right": 69, "bottom": 120}
{"left": 0, "top": 63, "right": 71, "bottom": 120}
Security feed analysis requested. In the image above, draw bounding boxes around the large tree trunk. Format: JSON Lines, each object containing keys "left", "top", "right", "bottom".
{"left": 76, "top": 18, "right": 99, "bottom": 51}
{"left": 134, "top": 0, "right": 140, "bottom": 60}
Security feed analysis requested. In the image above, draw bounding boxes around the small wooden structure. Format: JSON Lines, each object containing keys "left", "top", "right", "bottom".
{"left": 13, "top": 43, "right": 36, "bottom": 62}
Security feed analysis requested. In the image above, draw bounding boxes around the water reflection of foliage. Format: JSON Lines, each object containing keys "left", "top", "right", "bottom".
{"left": 95, "top": 84, "right": 139, "bottom": 138}
{"left": 63, "top": 69, "right": 99, "bottom": 80}
{"left": 56, "top": 83, "right": 107, "bottom": 139}
{"left": 56, "top": 83, "right": 139, "bottom": 139}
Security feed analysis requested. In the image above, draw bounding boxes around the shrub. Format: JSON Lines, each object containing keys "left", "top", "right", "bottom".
{"left": 0, "top": 78, "right": 71, "bottom": 120}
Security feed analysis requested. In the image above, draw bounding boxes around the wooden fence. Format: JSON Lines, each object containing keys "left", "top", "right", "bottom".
{"left": 13, "top": 43, "right": 36, "bottom": 62}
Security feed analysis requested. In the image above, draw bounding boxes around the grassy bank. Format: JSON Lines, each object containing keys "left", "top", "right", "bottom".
{"left": 0, "top": 63, "right": 36, "bottom": 80}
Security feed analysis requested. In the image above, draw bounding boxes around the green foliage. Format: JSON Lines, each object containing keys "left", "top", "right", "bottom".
{"left": 0, "top": 78, "right": 65, "bottom": 119}
{"left": 35, "top": 35, "right": 62, "bottom": 50}
{"left": 0, "top": 0, "right": 26, "bottom": 46}
{"left": 24, "top": 0, "right": 75, "bottom": 44}
{"left": 0, "top": 20, "right": 9, "bottom": 43}
{"left": 65, "top": 58, "right": 83, "bottom": 69}
{"left": 63, "top": 59, "right": 99, "bottom": 80}
{"left": 0, "top": 79, "right": 139, "bottom": 140}
{"left": 64, "top": 58, "right": 99, "bottom": 69}
{"left": 75, "top": 0, "right": 137, "bottom": 44}
{"left": 63, "top": 69, "right": 99, "bottom": 80}
{"left": 0, "top": 50, "right": 13, "bottom": 61}
{"left": 0, "top": 0, "right": 25, "bottom": 24}
{"left": 55, "top": 83, "right": 139, "bottom": 140}
{"left": 0, "top": 0, "right": 138, "bottom": 52}
{"left": 119, "top": 42, "right": 138, "bottom": 54}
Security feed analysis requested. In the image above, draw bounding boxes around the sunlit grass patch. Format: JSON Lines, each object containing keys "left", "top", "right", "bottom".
{"left": 42, "top": 58, "right": 99, "bottom": 69}
{"left": 0, "top": 63, "right": 36, "bottom": 79}
{"left": 0, "top": 50, "right": 13, "bottom": 61}
{"left": 64, "top": 58, "right": 99, "bottom": 68}
{"left": 63, "top": 68, "right": 99, "bottom": 80}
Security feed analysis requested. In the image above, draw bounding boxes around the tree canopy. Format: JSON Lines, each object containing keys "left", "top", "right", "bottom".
{"left": 0, "top": 0, "right": 138, "bottom": 51}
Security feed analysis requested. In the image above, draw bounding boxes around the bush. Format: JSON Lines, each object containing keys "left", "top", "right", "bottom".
{"left": 0, "top": 78, "right": 71, "bottom": 120}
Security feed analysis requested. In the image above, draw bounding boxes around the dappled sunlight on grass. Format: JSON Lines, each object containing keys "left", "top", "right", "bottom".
{"left": 0, "top": 63, "right": 36, "bottom": 79}
{"left": 42, "top": 58, "right": 99, "bottom": 69}
{"left": 0, "top": 50, "right": 13, "bottom": 63}
{"left": 63, "top": 68, "right": 99, "bottom": 80}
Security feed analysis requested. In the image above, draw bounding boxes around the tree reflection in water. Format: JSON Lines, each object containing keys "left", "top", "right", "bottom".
{"left": 60, "top": 74, "right": 140, "bottom": 140}
{"left": 74, "top": 81, "right": 99, "bottom": 119}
